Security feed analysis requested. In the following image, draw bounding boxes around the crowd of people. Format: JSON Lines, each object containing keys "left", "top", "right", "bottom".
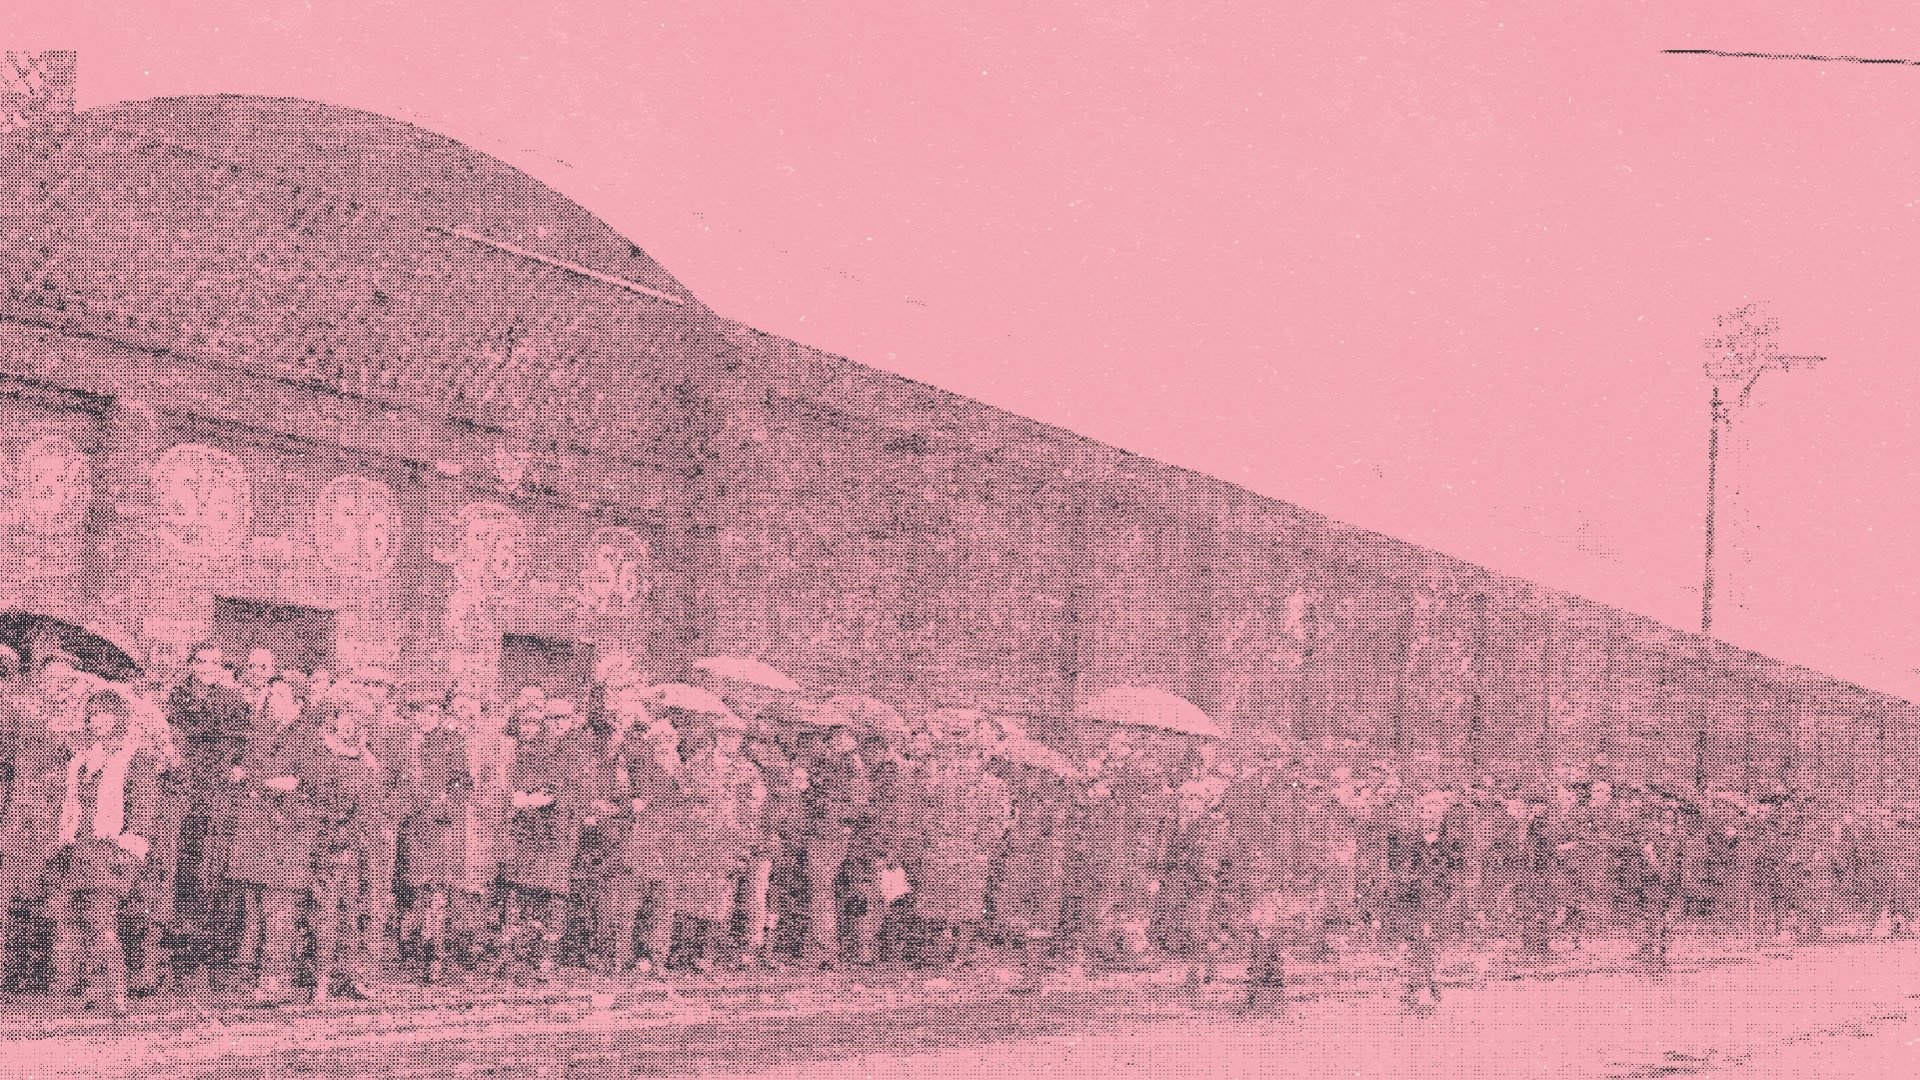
{"left": 0, "top": 638, "right": 1916, "bottom": 1018}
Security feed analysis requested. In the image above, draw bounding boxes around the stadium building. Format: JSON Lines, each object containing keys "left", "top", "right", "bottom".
{"left": 0, "top": 54, "right": 1911, "bottom": 794}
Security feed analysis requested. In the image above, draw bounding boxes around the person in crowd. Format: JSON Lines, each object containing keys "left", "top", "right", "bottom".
{"left": 0, "top": 654, "right": 80, "bottom": 987}
{"left": 661, "top": 705, "right": 765, "bottom": 973}
{"left": 41, "top": 686, "right": 162, "bottom": 1016}
{"left": 739, "top": 702, "right": 805, "bottom": 969}
{"left": 402, "top": 694, "right": 472, "bottom": 984}
{"left": 497, "top": 696, "right": 598, "bottom": 982}
{"left": 988, "top": 735, "right": 1079, "bottom": 993}
{"left": 601, "top": 690, "right": 680, "bottom": 977}
{"left": 851, "top": 715, "right": 924, "bottom": 967}
{"left": 308, "top": 695, "right": 386, "bottom": 1003}
{"left": 452, "top": 690, "right": 514, "bottom": 970}
{"left": 1076, "top": 726, "right": 1179, "bottom": 974}
{"left": 227, "top": 676, "right": 324, "bottom": 1004}
{"left": 239, "top": 649, "right": 277, "bottom": 716}
{"left": 1628, "top": 795, "right": 1686, "bottom": 967}
{"left": 794, "top": 712, "right": 871, "bottom": 970}
{"left": 163, "top": 644, "right": 252, "bottom": 989}
{"left": 1350, "top": 768, "right": 1399, "bottom": 950}
{"left": 1748, "top": 795, "right": 1793, "bottom": 945}
{"left": 1781, "top": 793, "right": 1835, "bottom": 944}
{"left": 909, "top": 709, "right": 1010, "bottom": 972}
{"left": 120, "top": 683, "right": 181, "bottom": 998}
{"left": 1474, "top": 782, "right": 1524, "bottom": 940}
{"left": 1385, "top": 787, "right": 1462, "bottom": 1009}
{"left": 355, "top": 669, "right": 415, "bottom": 970}
{"left": 1512, "top": 784, "right": 1567, "bottom": 961}
{"left": 1159, "top": 766, "right": 1233, "bottom": 987}
{"left": 0, "top": 646, "right": 28, "bottom": 809}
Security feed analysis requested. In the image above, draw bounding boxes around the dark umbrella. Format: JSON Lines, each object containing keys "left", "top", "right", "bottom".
{"left": 0, "top": 611, "right": 141, "bottom": 681}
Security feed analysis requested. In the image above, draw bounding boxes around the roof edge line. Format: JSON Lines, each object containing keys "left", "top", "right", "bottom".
{"left": 428, "top": 226, "right": 689, "bottom": 307}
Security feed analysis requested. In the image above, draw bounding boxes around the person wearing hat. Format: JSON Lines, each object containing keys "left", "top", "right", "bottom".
{"left": 735, "top": 701, "right": 805, "bottom": 970}
{"left": 0, "top": 646, "right": 75, "bottom": 986}
{"left": 307, "top": 696, "right": 388, "bottom": 1003}
{"left": 1383, "top": 787, "right": 1463, "bottom": 1010}
{"left": 660, "top": 704, "right": 765, "bottom": 973}
{"left": 226, "top": 676, "right": 326, "bottom": 1004}
{"left": 791, "top": 712, "right": 871, "bottom": 970}
{"left": 163, "top": 643, "right": 253, "bottom": 989}
{"left": 908, "top": 711, "right": 1011, "bottom": 972}
{"left": 450, "top": 691, "right": 515, "bottom": 970}
{"left": 356, "top": 678, "right": 420, "bottom": 970}
{"left": 401, "top": 695, "right": 472, "bottom": 983}
{"left": 495, "top": 696, "right": 600, "bottom": 982}
{"left": 39, "top": 686, "right": 162, "bottom": 1015}
{"left": 850, "top": 715, "right": 930, "bottom": 968}
{"left": 601, "top": 696, "right": 683, "bottom": 976}
{"left": 986, "top": 737, "right": 1079, "bottom": 994}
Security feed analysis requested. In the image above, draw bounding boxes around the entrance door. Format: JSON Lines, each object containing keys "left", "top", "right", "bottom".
{"left": 211, "top": 596, "right": 339, "bottom": 677}
{"left": 499, "top": 633, "right": 596, "bottom": 705}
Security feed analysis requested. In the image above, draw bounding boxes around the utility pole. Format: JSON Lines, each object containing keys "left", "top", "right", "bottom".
{"left": 1694, "top": 304, "right": 1823, "bottom": 792}
{"left": 1698, "top": 304, "right": 1824, "bottom": 636}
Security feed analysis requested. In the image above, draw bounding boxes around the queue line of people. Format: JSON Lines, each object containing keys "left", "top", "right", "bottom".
{"left": 1, "top": 640, "right": 1915, "bottom": 1017}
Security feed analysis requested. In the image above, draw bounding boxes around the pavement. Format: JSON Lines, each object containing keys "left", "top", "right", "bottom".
{"left": 0, "top": 931, "right": 1912, "bottom": 1078}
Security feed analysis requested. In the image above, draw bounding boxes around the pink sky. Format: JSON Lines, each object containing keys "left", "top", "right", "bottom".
{"left": 16, "top": 2, "right": 1920, "bottom": 700}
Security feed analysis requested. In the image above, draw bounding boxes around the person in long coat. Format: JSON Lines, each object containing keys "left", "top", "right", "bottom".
{"left": 0, "top": 661, "right": 75, "bottom": 985}
{"left": 164, "top": 645, "right": 253, "bottom": 986}
{"left": 227, "top": 678, "right": 326, "bottom": 1003}
{"left": 42, "top": 687, "right": 162, "bottom": 1015}
{"left": 402, "top": 697, "right": 471, "bottom": 983}
{"left": 850, "top": 721, "right": 921, "bottom": 967}
{"left": 607, "top": 705, "right": 682, "bottom": 975}
{"left": 1625, "top": 799, "right": 1686, "bottom": 966}
{"left": 497, "top": 697, "right": 599, "bottom": 981}
{"left": 794, "top": 718, "right": 871, "bottom": 969}
{"left": 1215, "top": 759, "right": 1291, "bottom": 1008}
{"left": 662, "top": 709, "right": 766, "bottom": 972}
{"left": 307, "top": 700, "right": 388, "bottom": 1003}
{"left": 1156, "top": 770, "right": 1234, "bottom": 984}
{"left": 907, "top": 711, "right": 1010, "bottom": 970}
{"left": 1512, "top": 789, "right": 1562, "bottom": 960}
{"left": 119, "top": 684, "right": 182, "bottom": 998}
{"left": 1385, "top": 789, "right": 1463, "bottom": 1009}
{"left": 739, "top": 703, "right": 804, "bottom": 968}
{"left": 447, "top": 692, "right": 514, "bottom": 968}
{"left": 987, "top": 741, "right": 1078, "bottom": 991}
{"left": 355, "top": 675, "right": 415, "bottom": 968}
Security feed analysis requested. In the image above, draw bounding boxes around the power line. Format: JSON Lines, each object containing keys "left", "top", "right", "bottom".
{"left": 1664, "top": 48, "right": 1920, "bottom": 67}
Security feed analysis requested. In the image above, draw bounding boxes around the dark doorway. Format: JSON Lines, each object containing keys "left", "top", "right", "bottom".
{"left": 500, "top": 633, "right": 596, "bottom": 704}
{"left": 211, "top": 597, "right": 338, "bottom": 676}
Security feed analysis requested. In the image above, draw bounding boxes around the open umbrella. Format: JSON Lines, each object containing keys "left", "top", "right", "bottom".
{"left": 691, "top": 656, "right": 803, "bottom": 693}
{"left": 818, "top": 693, "right": 908, "bottom": 734}
{"left": 642, "top": 683, "right": 746, "bottom": 728}
{"left": 0, "top": 611, "right": 141, "bottom": 681}
{"left": 994, "top": 735, "right": 1081, "bottom": 780}
{"left": 1080, "top": 685, "right": 1222, "bottom": 739}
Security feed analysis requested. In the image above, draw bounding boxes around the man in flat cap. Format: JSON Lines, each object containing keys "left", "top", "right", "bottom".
{"left": 496, "top": 696, "right": 599, "bottom": 981}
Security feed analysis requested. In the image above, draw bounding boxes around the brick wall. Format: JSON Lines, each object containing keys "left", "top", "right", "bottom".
{"left": 0, "top": 92, "right": 1908, "bottom": 797}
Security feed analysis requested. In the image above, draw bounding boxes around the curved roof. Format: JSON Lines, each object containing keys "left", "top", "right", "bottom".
{"left": 0, "top": 94, "right": 726, "bottom": 457}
